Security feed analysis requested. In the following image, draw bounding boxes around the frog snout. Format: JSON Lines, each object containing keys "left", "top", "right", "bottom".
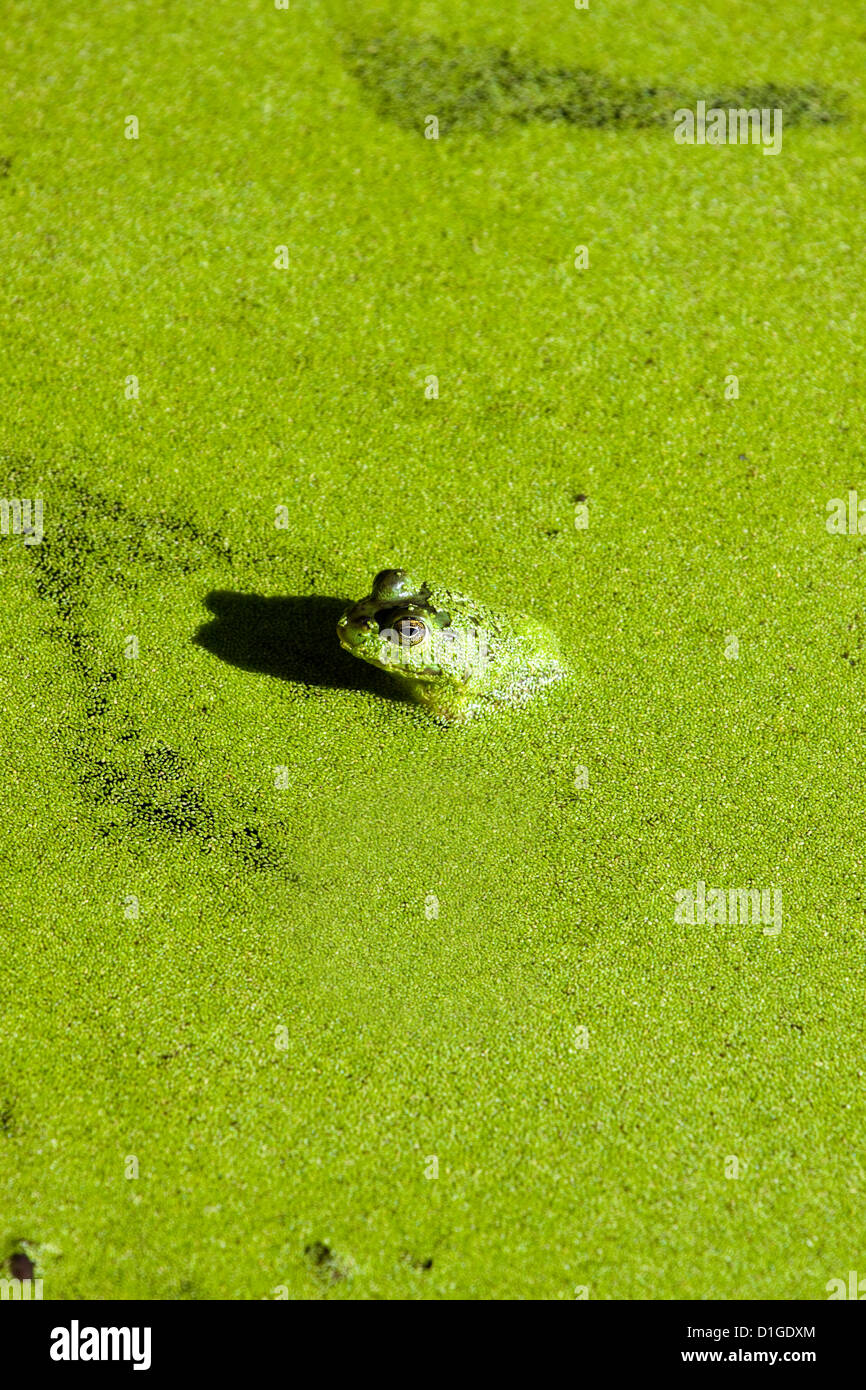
{"left": 337, "top": 611, "right": 377, "bottom": 649}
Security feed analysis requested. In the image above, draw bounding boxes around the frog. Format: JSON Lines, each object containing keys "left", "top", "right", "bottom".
{"left": 336, "top": 568, "right": 565, "bottom": 724}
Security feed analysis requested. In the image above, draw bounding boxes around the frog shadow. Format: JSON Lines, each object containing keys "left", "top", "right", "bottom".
{"left": 194, "top": 591, "right": 406, "bottom": 703}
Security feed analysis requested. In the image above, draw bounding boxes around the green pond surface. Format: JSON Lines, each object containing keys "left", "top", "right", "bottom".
{"left": 1, "top": 0, "right": 864, "bottom": 1298}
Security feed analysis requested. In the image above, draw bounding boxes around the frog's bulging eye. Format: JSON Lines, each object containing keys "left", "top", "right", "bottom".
{"left": 372, "top": 569, "right": 415, "bottom": 602}
{"left": 392, "top": 614, "right": 427, "bottom": 646}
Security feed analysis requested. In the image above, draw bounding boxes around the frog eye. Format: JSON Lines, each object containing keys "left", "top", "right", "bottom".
{"left": 392, "top": 614, "right": 427, "bottom": 646}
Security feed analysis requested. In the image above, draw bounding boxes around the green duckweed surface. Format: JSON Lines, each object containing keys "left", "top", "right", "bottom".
{"left": 1, "top": 0, "right": 865, "bottom": 1299}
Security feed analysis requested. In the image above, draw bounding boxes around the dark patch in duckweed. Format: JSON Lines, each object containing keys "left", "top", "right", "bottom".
{"left": 11, "top": 461, "right": 291, "bottom": 874}
{"left": 305, "top": 1241, "right": 351, "bottom": 1284}
{"left": 8, "top": 1251, "right": 35, "bottom": 1280}
{"left": 401, "top": 1250, "right": 434, "bottom": 1271}
{"left": 343, "top": 33, "right": 845, "bottom": 134}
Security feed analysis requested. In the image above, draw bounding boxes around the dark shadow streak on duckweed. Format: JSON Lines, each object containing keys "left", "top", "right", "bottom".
{"left": 195, "top": 591, "right": 407, "bottom": 705}
{"left": 343, "top": 33, "right": 845, "bottom": 134}
{"left": 11, "top": 461, "right": 290, "bottom": 873}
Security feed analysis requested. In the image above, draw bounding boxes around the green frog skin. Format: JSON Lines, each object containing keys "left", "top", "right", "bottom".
{"left": 336, "top": 568, "right": 566, "bottom": 724}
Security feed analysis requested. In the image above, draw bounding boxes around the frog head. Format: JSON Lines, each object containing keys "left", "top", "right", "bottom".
{"left": 336, "top": 568, "right": 462, "bottom": 685}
